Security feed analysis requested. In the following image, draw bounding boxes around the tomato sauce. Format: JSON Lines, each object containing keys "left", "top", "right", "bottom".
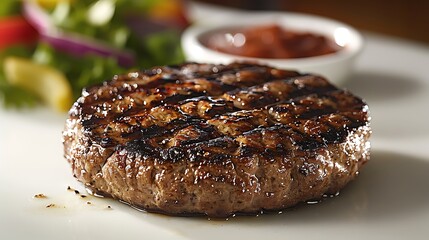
{"left": 202, "top": 24, "right": 341, "bottom": 59}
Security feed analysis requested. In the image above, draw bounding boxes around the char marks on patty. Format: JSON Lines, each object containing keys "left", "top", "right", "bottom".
{"left": 63, "top": 62, "right": 370, "bottom": 217}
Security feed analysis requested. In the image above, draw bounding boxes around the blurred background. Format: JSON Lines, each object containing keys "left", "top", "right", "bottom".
{"left": 194, "top": 0, "right": 429, "bottom": 45}
{"left": 0, "top": 0, "right": 427, "bottom": 111}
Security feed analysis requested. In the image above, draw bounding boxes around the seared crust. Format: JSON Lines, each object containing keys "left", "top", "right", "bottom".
{"left": 63, "top": 62, "right": 371, "bottom": 217}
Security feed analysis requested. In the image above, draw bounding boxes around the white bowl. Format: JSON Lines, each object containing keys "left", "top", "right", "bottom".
{"left": 181, "top": 12, "right": 363, "bottom": 85}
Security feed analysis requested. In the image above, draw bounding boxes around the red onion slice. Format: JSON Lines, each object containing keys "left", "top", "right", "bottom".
{"left": 22, "top": 1, "right": 136, "bottom": 67}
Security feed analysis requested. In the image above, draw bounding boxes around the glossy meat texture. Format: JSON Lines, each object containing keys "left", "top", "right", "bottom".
{"left": 63, "top": 62, "right": 371, "bottom": 217}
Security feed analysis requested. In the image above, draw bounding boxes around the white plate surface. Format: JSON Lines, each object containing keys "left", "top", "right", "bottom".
{"left": 1, "top": 3, "right": 429, "bottom": 240}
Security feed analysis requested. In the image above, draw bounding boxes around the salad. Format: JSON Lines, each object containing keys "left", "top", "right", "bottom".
{"left": 0, "top": 0, "right": 188, "bottom": 111}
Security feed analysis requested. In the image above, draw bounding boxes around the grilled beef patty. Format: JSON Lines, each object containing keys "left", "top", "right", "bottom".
{"left": 63, "top": 62, "right": 371, "bottom": 217}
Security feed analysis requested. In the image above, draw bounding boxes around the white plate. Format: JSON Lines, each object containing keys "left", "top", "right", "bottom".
{"left": 1, "top": 3, "right": 429, "bottom": 240}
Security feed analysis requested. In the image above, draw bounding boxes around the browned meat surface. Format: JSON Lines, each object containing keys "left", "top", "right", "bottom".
{"left": 63, "top": 62, "right": 371, "bottom": 217}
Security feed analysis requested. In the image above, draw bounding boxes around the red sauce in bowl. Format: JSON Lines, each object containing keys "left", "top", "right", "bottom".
{"left": 202, "top": 24, "right": 341, "bottom": 59}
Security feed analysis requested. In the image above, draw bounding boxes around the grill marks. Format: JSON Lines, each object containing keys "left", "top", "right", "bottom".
{"left": 75, "top": 63, "right": 368, "bottom": 163}
{"left": 79, "top": 64, "right": 300, "bottom": 145}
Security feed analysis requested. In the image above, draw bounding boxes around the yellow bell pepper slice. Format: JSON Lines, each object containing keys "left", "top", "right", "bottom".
{"left": 3, "top": 56, "right": 73, "bottom": 112}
